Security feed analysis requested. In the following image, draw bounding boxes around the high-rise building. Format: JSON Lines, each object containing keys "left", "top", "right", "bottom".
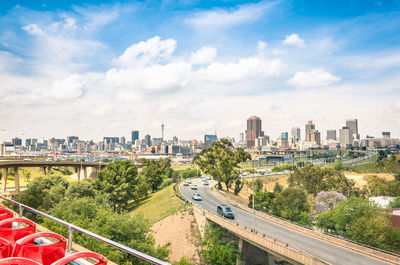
{"left": 281, "top": 132, "right": 288, "bottom": 140}
{"left": 67, "top": 136, "right": 79, "bottom": 145}
{"left": 327, "top": 130, "right": 337, "bottom": 141}
{"left": 12, "top": 137, "right": 22, "bottom": 146}
{"left": 305, "top": 121, "right": 315, "bottom": 141}
{"left": 205, "top": 134, "right": 217, "bottom": 148}
{"left": 246, "top": 116, "right": 262, "bottom": 148}
{"left": 346, "top": 119, "right": 359, "bottom": 140}
{"left": 120, "top": 136, "right": 126, "bottom": 146}
{"left": 339, "top": 126, "right": 353, "bottom": 148}
{"left": 291, "top": 127, "right": 301, "bottom": 141}
{"left": 172, "top": 136, "right": 178, "bottom": 144}
{"left": 144, "top": 134, "right": 151, "bottom": 147}
{"left": 131, "top": 131, "right": 139, "bottom": 143}
{"left": 306, "top": 130, "right": 321, "bottom": 145}
{"left": 382, "top": 132, "right": 390, "bottom": 139}
{"left": 161, "top": 124, "right": 164, "bottom": 139}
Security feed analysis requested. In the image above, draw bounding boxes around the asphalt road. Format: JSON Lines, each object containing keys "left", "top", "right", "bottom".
{"left": 179, "top": 178, "right": 389, "bottom": 265}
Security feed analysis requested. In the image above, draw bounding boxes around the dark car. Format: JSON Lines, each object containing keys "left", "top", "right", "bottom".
{"left": 217, "top": 205, "right": 234, "bottom": 219}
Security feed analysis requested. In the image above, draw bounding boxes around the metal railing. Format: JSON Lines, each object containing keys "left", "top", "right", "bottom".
{"left": 0, "top": 195, "right": 170, "bottom": 265}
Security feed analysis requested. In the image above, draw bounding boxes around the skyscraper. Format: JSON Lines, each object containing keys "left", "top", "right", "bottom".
{"left": 305, "top": 121, "right": 315, "bottom": 141}
{"left": 327, "top": 130, "right": 337, "bottom": 141}
{"left": 346, "top": 119, "right": 359, "bottom": 140}
{"left": 291, "top": 127, "right": 301, "bottom": 141}
{"left": 205, "top": 134, "right": 217, "bottom": 148}
{"left": 131, "top": 131, "right": 139, "bottom": 143}
{"left": 339, "top": 126, "right": 353, "bottom": 148}
{"left": 281, "top": 132, "right": 288, "bottom": 140}
{"left": 246, "top": 115, "right": 262, "bottom": 148}
{"left": 144, "top": 134, "right": 151, "bottom": 147}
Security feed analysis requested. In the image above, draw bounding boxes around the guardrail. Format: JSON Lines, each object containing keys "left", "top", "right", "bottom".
{"left": 212, "top": 189, "right": 400, "bottom": 265}
{"left": 0, "top": 195, "right": 170, "bottom": 265}
{"left": 191, "top": 204, "right": 331, "bottom": 265}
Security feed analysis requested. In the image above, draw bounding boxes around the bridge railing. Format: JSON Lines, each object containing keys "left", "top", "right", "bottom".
{"left": 191, "top": 203, "right": 331, "bottom": 265}
{"left": 0, "top": 195, "right": 170, "bottom": 265}
{"left": 212, "top": 188, "right": 400, "bottom": 265}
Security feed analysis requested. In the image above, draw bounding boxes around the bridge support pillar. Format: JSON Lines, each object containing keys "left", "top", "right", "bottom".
{"left": 76, "top": 167, "right": 81, "bottom": 181}
{"left": 14, "top": 167, "right": 20, "bottom": 195}
{"left": 41, "top": 167, "right": 47, "bottom": 176}
{"left": 236, "top": 238, "right": 245, "bottom": 265}
{"left": 83, "top": 166, "right": 87, "bottom": 179}
{"left": 1, "top": 168, "right": 8, "bottom": 193}
{"left": 47, "top": 166, "right": 52, "bottom": 176}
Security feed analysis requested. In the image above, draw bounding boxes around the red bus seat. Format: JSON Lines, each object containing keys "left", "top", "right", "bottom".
{"left": 51, "top": 251, "right": 107, "bottom": 265}
{"left": 0, "top": 208, "right": 13, "bottom": 221}
{"left": 0, "top": 257, "right": 42, "bottom": 265}
{"left": 0, "top": 218, "right": 36, "bottom": 246}
{"left": 0, "top": 237, "right": 12, "bottom": 258}
{"left": 13, "top": 232, "right": 67, "bottom": 265}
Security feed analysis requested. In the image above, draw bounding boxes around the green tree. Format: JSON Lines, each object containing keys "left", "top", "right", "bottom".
{"left": 288, "top": 164, "right": 354, "bottom": 196}
{"left": 389, "top": 197, "right": 400, "bottom": 209}
{"left": 349, "top": 214, "right": 389, "bottom": 247}
{"left": 140, "top": 158, "right": 172, "bottom": 191}
{"left": 43, "top": 197, "right": 170, "bottom": 265}
{"left": 173, "top": 257, "right": 193, "bottom": 265}
{"left": 271, "top": 188, "right": 310, "bottom": 222}
{"left": 65, "top": 179, "right": 96, "bottom": 199}
{"left": 180, "top": 168, "right": 199, "bottom": 179}
{"left": 199, "top": 224, "right": 240, "bottom": 265}
{"left": 94, "top": 161, "right": 147, "bottom": 213}
{"left": 194, "top": 139, "right": 251, "bottom": 191}
{"left": 248, "top": 192, "right": 274, "bottom": 212}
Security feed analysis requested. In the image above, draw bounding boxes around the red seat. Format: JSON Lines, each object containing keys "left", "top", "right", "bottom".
{"left": 0, "top": 257, "right": 41, "bottom": 265}
{"left": 0, "top": 237, "right": 12, "bottom": 258}
{"left": 51, "top": 251, "right": 107, "bottom": 265}
{"left": 0, "top": 218, "right": 36, "bottom": 246}
{"left": 13, "top": 232, "right": 67, "bottom": 265}
{"left": 0, "top": 208, "right": 13, "bottom": 221}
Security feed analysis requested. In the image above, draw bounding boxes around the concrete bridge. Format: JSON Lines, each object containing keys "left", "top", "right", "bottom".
{"left": 181, "top": 179, "right": 400, "bottom": 265}
{"left": 0, "top": 160, "right": 108, "bottom": 196}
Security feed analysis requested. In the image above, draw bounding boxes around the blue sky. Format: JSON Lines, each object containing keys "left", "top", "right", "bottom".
{"left": 1, "top": 0, "right": 400, "bottom": 141}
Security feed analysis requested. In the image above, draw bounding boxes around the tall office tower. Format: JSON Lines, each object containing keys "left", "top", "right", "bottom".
{"left": 131, "top": 131, "right": 139, "bottom": 143}
{"left": 305, "top": 121, "right": 315, "bottom": 142}
{"left": 327, "top": 130, "right": 337, "bottom": 141}
{"left": 339, "top": 127, "right": 353, "bottom": 148}
{"left": 246, "top": 115, "right": 262, "bottom": 148}
{"left": 161, "top": 124, "right": 164, "bottom": 139}
{"left": 281, "top": 132, "right": 289, "bottom": 140}
{"left": 382, "top": 132, "right": 390, "bottom": 139}
{"left": 240, "top": 133, "right": 244, "bottom": 143}
{"left": 144, "top": 134, "right": 151, "bottom": 147}
{"left": 346, "top": 119, "right": 359, "bottom": 140}
{"left": 306, "top": 130, "right": 321, "bottom": 145}
{"left": 67, "top": 136, "right": 78, "bottom": 145}
{"left": 172, "top": 136, "right": 178, "bottom": 144}
{"left": 25, "top": 138, "right": 32, "bottom": 147}
{"left": 120, "top": 136, "right": 126, "bottom": 146}
{"left": 12, "top": 138, "right": 22, "bottom": 146}
{"left": 291, "top": 127, "right": 301, "bottom": 141}
{"left": 205, "top": 134, "right": 218, "bottom": 148}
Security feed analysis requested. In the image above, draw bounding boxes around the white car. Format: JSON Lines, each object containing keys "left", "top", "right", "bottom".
{"left": 192, "top": 193, "right": 202, "bottom": 201}
{"left": 190, "top": 184, "right": 198, "bottom": 190}
{"left": 206, "top": 175, "right": 211, "bottom": 180}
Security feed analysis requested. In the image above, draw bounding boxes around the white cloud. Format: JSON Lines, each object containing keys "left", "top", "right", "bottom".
{"left": 32, "top": 74, "right": 85, "bottom": 101}
{"left": 22, "top": 24, "right": 45, "bottom": 35}
{"left": 196, "top": 56, "right": 283, "bottom": 83}
{"left": 283, "top": 34, "right": 305, "bottom": 47}
{"left": 186, "top": 1, "right": 275, "bottom": 28}
{"left": 116, "top": 36, "right": 177, "bottom": 68}
{"left": 190, "top": 46, "right": 217, "bottom": 65}
{"left": 287, "top": 69, "right": 341, "bottom": 88}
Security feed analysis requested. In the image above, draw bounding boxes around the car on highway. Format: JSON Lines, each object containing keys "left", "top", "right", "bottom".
{"left": 191, "top": 193, "right": 202, "bottom": 201}
{"left": 190, "top": 184, "right": 198, "bottom": 190}
{"left": 206, "top": 175, "right": 211, "bottom": 180}
{"left": 217, "top": 204, "right": 234, "bottom": 219}
{"left": 183, "top": 179, "right": 192, "bottom": 186}
{"left": 202, "top": 180, "right": 209, "bottom": 186}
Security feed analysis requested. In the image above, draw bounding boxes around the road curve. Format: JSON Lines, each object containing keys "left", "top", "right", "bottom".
{"left": 179, "top": 178, "right": 390, "bottom": 265}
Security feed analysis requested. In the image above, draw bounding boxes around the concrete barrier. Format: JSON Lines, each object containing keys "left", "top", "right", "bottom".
{"left": 213, "top": 190, "right": 400, "bottom": 265}
{"left": 192, "top": 205, "right": 330, "bottom": 265}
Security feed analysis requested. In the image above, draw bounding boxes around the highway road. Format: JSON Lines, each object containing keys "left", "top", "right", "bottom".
{"left": 180, "top": 178, "right": 390, "bottom": 265}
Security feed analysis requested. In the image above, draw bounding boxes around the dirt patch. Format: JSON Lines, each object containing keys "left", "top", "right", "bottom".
{"left": 152, "top": 209, "right": 200, "bottom": 263}
{"left": 344, "top": 172, "right": 395, "bottom": 187}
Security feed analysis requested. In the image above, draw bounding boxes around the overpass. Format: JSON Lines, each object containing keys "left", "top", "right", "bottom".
{"left": 0, "top": 160, "right": 108, "bottom": 196}
{"left": 180, "top": 179, "right": 399, "bottom": 265}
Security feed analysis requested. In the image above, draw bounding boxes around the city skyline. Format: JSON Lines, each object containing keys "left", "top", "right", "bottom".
{"left": 1, "top": 1, "right": 400, "bottom": 140}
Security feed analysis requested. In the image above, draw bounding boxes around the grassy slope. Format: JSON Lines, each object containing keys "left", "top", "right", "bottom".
{"left": 130, "top": 184, "right": 184, "bottom": 225}
{"left": 3, "top": 167, "right": 75, "bottom": 186}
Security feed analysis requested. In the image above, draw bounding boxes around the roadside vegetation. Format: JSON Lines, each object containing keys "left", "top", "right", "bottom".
{"left": 11, "top": 158, "right": 189, "bottom": 264}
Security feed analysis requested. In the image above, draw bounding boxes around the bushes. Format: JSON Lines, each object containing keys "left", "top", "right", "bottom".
{"left": 271, "top": 164, "right": 295, "bottom": 172}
